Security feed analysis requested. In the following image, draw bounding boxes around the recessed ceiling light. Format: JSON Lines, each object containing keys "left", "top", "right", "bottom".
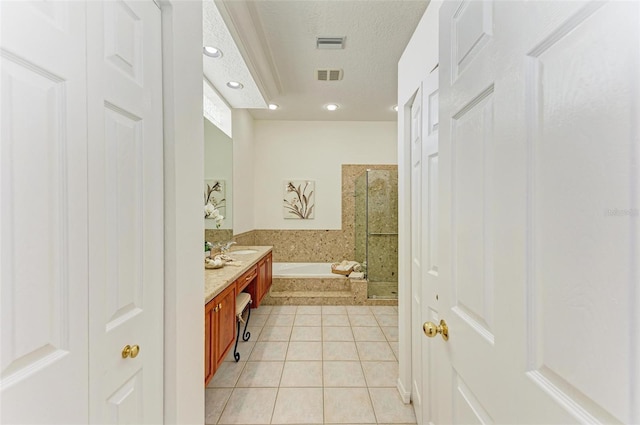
{"left": 325, "top": 103, "right": 339, "bottom": 111}
{"left": 268, "top": 103, "right": 279, "bottom": 110}
{"left": 226, "top": 81, "right": 243, "bottom": 89}
{"left": 203, "top": 46, "right": 223, "bottom": 58}
{"left": 392, "top": 105, "right": 398, "bottom": 112}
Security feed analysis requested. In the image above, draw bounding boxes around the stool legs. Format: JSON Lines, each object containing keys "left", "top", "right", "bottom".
{"left": 233, "top": 321, "right": 241, "bottom": 362}
{"left": 233, "top": 300, "right": 252, "bottom": 362}
{"left": 242, "top": 304, "right": 252, "bottom": 341}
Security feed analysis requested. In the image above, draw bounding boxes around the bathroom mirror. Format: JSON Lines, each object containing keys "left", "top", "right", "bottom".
{"left": 204, "top": 118, "right": 233, "bottom": 239}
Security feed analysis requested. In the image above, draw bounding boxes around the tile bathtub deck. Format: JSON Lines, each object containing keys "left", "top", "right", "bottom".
{"left": 205, "top": 304, "right": 415, "bottom": 425}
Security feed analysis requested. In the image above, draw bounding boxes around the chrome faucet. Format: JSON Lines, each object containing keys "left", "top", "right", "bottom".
{"left": 220, "top": 241, "right": 236, "bottom": 254}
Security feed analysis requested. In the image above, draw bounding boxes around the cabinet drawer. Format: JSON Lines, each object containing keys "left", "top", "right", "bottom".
{"left": 236, "top": 265, "right": 257, "bottom": 292}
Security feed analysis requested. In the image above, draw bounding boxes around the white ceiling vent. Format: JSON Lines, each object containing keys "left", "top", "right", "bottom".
{"left": 316, "top": 37, "right": 345, "bottom": 49}
{"left": 316, "top": 69, "right": 344, "bottom": 81}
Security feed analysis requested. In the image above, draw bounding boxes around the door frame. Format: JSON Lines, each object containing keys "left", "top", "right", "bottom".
{"left": 159, "top": 2, "right": 206, "bottom": 423}
{"left": 397, "top": 0, "right": 442, "bottom": 407}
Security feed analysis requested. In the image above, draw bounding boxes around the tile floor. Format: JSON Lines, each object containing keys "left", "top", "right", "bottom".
{"left": 205, "top": 304, "right": 415, "bottom": 425}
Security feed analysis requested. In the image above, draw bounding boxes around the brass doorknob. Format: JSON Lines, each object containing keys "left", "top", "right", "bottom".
{"left": 122, "top": 344, "right": 140, "bottom": 358}
{"left": 423, "top": 319, "right": 449, "bottom": 341}
{"left": 130, "top": 345, "right": 140, "bottom": 358}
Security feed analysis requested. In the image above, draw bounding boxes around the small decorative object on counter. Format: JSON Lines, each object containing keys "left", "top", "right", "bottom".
{"left": 205, "top": 256, "right": 225, "bottom": 269}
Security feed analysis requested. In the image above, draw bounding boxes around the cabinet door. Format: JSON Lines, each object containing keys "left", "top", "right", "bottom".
{"left": 265, "top": 253, "right": 273, "bottom": 293}
{"left": 257, "top": 258, "right": 267, "bottom": 306}
{"left": 204, "top": 302, "right": 215, "bottom": 385}
{"left": 214, "top": 284, "right": 237, "bottom": 367}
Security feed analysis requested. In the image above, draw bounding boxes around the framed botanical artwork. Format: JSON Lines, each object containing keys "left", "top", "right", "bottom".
{"left": 283, "top": 180, "right": 315, "bottom": 219}
{"left": 204, "top": 180, "right": 226, "bottom": 226}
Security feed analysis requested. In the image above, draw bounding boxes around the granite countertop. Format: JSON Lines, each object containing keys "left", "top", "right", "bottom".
{"left": 204, "top": 245, "right": 273, "bottom": 304}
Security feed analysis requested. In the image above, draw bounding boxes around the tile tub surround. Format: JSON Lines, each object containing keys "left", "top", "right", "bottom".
{"left": 205, "top": 303, "right": 414, "bottom": 425}
{"left": 261, "top": 276, "right": 397, "bottom": 307}
{"left": 228, "top": 165, "right": 398, "bottom": 263}
{"left": 204, "top": 246, "right": 272, "bottom": 303}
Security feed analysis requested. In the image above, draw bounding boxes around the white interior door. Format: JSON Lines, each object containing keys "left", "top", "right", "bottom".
{"left": 410, "top": 87, "right": 425, "bottom": 425}
{"left": 0, "top": 2, "right": 89, "bottom": 423}
{"left": 419, "top": 68, "right": 441, "bottom": 425}
{"left": 87, "top": 1, "right": 164, "bottom": 423}
{"left": 432, "top": 1, "right": 640, "bottom": 423}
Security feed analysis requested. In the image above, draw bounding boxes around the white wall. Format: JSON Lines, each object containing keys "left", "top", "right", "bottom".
{"left": 232, "top": 108, "right": 256, "bottom": 234}
{"left": 253, "top": 120, "right": 397, "bottom": 230}
{"left": 161, "top": 1, "right": 204, "bottom": 423}
{"left": 396, "top": 0, "right": 442, "bottom": 404}
{"left": 204, "top": 119, "right": 233, "bottom": 230}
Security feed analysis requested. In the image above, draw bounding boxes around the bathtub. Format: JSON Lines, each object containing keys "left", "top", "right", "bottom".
{"left": 272, "top": 262, "right": 338, "bottom": 278}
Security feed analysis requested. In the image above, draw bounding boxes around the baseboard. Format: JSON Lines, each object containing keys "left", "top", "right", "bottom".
{"left": 396, "top": 377, "right": 411, "bottom": 404}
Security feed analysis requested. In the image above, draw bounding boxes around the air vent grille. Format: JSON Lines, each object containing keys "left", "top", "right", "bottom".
{"left": 316, "top": 37, "right": 345, "bottom": 49}
{"left": 316, "top": 69, "right": 343, "bottom": 81}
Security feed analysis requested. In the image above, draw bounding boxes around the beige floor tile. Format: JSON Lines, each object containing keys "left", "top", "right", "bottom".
{"left": 252, "top": 305, "right": 273, "bottom": 315}
{"left": 245, "top": 325, "right": 264, "bottom": 341}
{"left": 324, "top": 388, "right": 376, "bottom": 424}
{"left": 207, "top": 361, "right": 246, "bottom": 388}
{"left": 346, "top": 305, "right": 372, "bottom": 315}
{"left": 390, "top": 341, "right": 400, "bottom": 360}
{"left": 323, "top": 326, "right": 355, "bottom": 341}
{"left": 280, "top": 361, "right": 323, "bottom": 387}
{"left": 352, "top": 326, "right": 386, "bottom": 342}
{"left": 322, "top": 305, "right": 348, "bottom": 315}
{"left": 323, "top": 361, "right": 366, "bottom": 387}
{"left": 205, "top": 388, "right": 232, "bottom": 424}
{"left": 369, "top": 387, "right": 417, "bottom": 423}
{"left": 286, "top": 341, "right": 323, "bottom": 361}
{"left": 361, "top": 361, "right": 399, "bottom": 387}
{"left": 323, "top": 341, "right": 359, "bottom": 361}
{"left": 257, "top": 326, "right": 292, "bottom": 342}
{"left": 248, "top": 341, "right": 288, "bottom": 361}
{"left": 271, "top": 387, "right": 323, "bottom": 424}
{"left": 296, "top": 305, "right": 322, "bottom": 315}
{"left": 248, "top": 314, "right": 268, "bottom": 327}
{"left": 266, "top": 314, "right": 295, "bottom": 327}
{"left": 224, "top": 340, "right": 255, "bottom": 362}
{"left": 218, "top": 387, "right": 277, "bottom": 424}
{"left": 294, "top": 314, "right": 322, "bottom": 327}
{"left": 291, "top": 326, "right": 322, "bottom": 341}
{"left": 348, "top": 314, "right": 378, "bottom": 327}
{"left": 236, "top": 361, "right": 284, "bottom": 387}
{"left": 271, "top": 305, "right": 298, "bottom": 315}
{"left": 322, "top": 314, "right": 350, "bottom": 327}
{"left": 371, "top": 306, "right": 397, "bottom": 316}
{"left": 375, "top": 314, "right": 399, "bottom": 327}
{"left": 356, "top": 341, "right": 396, "bottom": 361}
{"left": 382, "top": 326, "right": 399, "bottom": 342}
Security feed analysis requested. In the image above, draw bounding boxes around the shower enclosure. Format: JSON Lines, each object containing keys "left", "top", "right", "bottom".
{"left": 354, "top": 169, "right": 398, "bottom": 299}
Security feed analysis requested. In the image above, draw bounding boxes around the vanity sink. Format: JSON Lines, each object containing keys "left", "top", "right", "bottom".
{"left": 229, "top": 249, "right": 258, "bottom": 255}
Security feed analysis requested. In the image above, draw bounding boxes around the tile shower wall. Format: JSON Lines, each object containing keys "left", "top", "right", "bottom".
{"left": 230, "top": 165, "right": 397, "bottom": 263}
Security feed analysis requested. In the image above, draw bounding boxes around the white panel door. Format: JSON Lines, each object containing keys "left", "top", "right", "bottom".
{"left": 410, "top": 87, "right": 425, "bottom": 425}
{"left": 420, "top": 68, "right": 442, "bottom": 425}
{"left": 0, "top": 2, "right": 89, "bottom": 423}
{"left": 434, "top": 1, "right": 639, "bottom": 423}
{"left": 87, "top": 1, "right": 164, "bottom": 423}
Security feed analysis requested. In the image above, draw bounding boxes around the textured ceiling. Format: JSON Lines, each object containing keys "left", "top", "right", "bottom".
{"left": 203, "top": 1, "right": 267, "bottom": 109}
{"left": 210, "top": 0, "right": 429, "bottom": 121}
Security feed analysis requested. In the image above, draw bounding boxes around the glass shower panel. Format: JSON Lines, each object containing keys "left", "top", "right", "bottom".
{"left": 366, "top": 170, "right": 398, "bottom": 298}
{"left": 354, "top": 173, "right": 367, "bottom": 269}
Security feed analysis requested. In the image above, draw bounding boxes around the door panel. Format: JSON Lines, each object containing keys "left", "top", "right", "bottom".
{"left": 88, "top": 1, "right": 163, "bottom": 423}
{"left": 437, "top": 1, "right": 639, "bottom": 423}
{"left": 409, "top": 87, "right": 424, "bottom": 425}
{"left": 0, "top": 1, "right": 89, "bottom": 423}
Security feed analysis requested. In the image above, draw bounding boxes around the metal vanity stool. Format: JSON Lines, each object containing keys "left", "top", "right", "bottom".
{"left": 233, "top": 292, "right": 252, "bottom": 361}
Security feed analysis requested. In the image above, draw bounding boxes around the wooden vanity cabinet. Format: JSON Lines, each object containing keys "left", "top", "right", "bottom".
{"left": 204, "top": 283, "right": 236, "bottom": 386}
{"left": 204, "top": 251, "right": 272, "bottom": 385}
